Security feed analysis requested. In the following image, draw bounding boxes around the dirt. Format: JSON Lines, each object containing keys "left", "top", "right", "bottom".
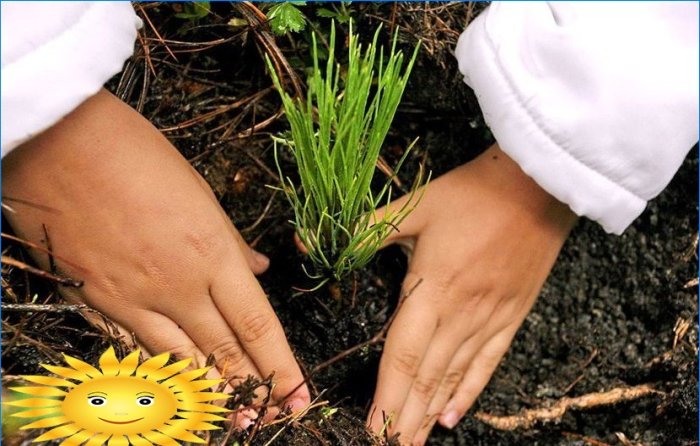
{"left": 2, "top": 3, "right": 697, "bottom": 446}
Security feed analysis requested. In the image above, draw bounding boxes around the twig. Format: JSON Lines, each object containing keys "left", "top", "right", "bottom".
{"left": 562, "top": 432, "right": 613, "bottom": 446}
{"left": 474, "top": 384, "right": 663, "bottom": 431}
{"left": 1, "top": 303, "right": 91, "bottom": 314}
{"left": 1, "top": 232, "right": 85, "bottom": 272}
{"left": 1, "top": 256, "right": 83, "bottom": 287}
{"left": 135, "top": 3, "right": 178, "bottom": 63}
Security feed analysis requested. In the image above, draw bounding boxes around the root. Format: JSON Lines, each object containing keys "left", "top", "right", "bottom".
{"left": 474, "top": 384, "right": 663, "bottom": 431}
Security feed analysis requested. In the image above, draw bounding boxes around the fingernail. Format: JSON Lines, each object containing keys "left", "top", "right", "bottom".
{"left": 240, "top": 416, "right": 254, "bottom": 430}
{"left": 440, "top": 411, "right": 460, "bottom": 429}
{"left": 252, "top": 249, "right": 270, "bottom": 267}
{"left": 286, "top": 398, "right": 307, "bottom": 413}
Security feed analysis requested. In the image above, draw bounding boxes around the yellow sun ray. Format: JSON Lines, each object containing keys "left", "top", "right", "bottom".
{"left": 175, "top": 411, "right": 228, "bottom": 422}
{"left": 22, "top": 375, "right": 75, "bottom": 388}
{"left": 19, "top": 415, "right": 69, "bottom": 430}
{"left": 117, "top": 349, "right": 141, "bottom": 376}
{"left": 177, "top": 401, "right": 229, "bottom": 413}
{"left": 10, "top": 386, "right": 67, "bottom": 397}
{"left": 58, "top": 429, "right": 93, "bottom": 446}
{"left": 141, "top": 430, "right": 180, "bottom": 446}
{"left": 42, "top": 365, "right": 93, "bottom": 382}
{"left": 170, "top": 378, "right": 223, "bottom": 393}
{"left": 177, "top": 391, "right": 230, "bottom": 404}
{"left": 11, "top": 407, "right": 62, "bottom": 418}
{"left": 98, "top": 347, "right": 121, "bottom": 376}
{"left": 83, "top": 432, "right": 110, "bottom": 446}
{"left": 158, "top": 423, "right": 206, "bottom": 443}
{"left": 107, "top": 434, "right": 128, "bottom": 446}
{"left": 166, "top": 418, "right": 220, "bottom": 431}
{"left": 135, "top": 353, "right": 170, "bottom": 378}
{"left": 33, "top": 422, "right": 82, "bottom": 442}
{"left": 62, "top": 354, "right": 102, "bottom": 378}
{"left": 127, "top": 434, "right": 154, "bottom": 446}
{"left": 144, "top": 359, "right": 192, "bottom": 382}
{"left": 6, "top": 397, "right": 62, "bottom": 408}
{"left": 161, "top": 367, "right": 210, "bottom": 388}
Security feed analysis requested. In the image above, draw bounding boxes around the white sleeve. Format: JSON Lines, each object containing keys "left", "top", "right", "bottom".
{"left": 455, "top": 2, "right": 699, "bottom": 234}
{"left": 1, "top": 2, "right": 141, "bottom": 157}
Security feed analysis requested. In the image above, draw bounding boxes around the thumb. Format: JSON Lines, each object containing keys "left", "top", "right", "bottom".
{"left": 231, "top": 228, "right": 270, "bottom": 275}
{"left": 371, "top": 190, "right": 426, "bottom": 250}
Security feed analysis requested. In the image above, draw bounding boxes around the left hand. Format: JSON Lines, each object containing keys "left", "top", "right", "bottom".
{"left": 367, "top": 144, "right": 578, "bottom": 445}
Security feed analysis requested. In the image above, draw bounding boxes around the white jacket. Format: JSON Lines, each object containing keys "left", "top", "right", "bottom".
{"left": 2, "top": 2, "right": 697, "bottom": 234}
{"left": 456, "top": 2, "right": 698, "bottom": 233}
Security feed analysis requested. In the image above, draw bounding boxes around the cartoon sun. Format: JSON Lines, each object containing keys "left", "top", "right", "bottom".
{"left": 6, "top": 347, "right": 230, "bottom": 445}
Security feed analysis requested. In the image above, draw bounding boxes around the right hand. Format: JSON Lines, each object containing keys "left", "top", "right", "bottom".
{"left": 2, "top": 89, "right": 310, "bottom": 420}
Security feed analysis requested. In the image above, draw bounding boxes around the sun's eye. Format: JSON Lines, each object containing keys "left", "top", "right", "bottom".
{"left": 136, "top": 396, "right": 154, "bottom": 406}
{"left": 88, "top": 396, "right": 106, "bottom": 406}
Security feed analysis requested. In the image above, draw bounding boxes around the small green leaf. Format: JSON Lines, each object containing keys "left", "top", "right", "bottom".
{"left": 268, "top": 2, "right": 307, "bottom": 36}
{"left": 321, "top": 407, "right": 339, "bottom": 419}
{"left": 316, "top": 8, "right": 337, "bottom": 19}
{"left": 175, "top": 2, "right": 210, "bottom": 20}
{"left": 228, "top": 17, "right": 248, "bottom": 28}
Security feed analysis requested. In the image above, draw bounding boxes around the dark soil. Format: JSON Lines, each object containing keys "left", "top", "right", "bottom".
{"left": 2, "top": 3, "right": 697, "bottom": 446}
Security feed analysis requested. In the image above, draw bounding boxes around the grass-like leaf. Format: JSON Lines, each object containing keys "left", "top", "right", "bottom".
{"left": 267, "top": 22, "right": 428, "bottom": 283}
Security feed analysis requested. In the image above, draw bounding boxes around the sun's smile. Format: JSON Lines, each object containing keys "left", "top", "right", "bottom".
{"left": 6, "top": 347, "right": 231, "bottom": 445}
{"left": 98, "top": 417, "right": 144, "bottom": 424}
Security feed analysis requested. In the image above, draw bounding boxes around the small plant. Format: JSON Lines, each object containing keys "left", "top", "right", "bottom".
{"left": 174, "top": 1, "right": 211, "bottom": 20}
{"left": 267, "top": 2, "right": 307, "bottom": 36}
{"left": 267, "top": 23, "right": 427, "bottom": 284}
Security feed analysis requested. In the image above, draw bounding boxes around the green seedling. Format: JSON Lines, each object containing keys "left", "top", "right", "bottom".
{"left": 267, "top": 22, "right": 427, "bottom": 285}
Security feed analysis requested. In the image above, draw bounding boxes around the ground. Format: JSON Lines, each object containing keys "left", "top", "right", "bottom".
{"left": 2, "top": 3, "right": 697, "bottom": 446}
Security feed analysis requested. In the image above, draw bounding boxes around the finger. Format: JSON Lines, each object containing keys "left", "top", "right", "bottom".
{"left": 391, "top": 329, "right": 464, "bottom": 444}
{"left": 371, "top": 189, "right": 427, "bottom": 248}
{"left": 293, "top": 231, "right": 309, "bottom": 255}
{"left": 411, "top": 338, "right": 481, "bottom": 445}
{"left": 169, "top": 303, "right": 263, "bottom": 385}
{"left": 438, "top": 326, "right": 517, "bottom": 429}
{"left": 129, "top": 310, "right": 215, "bottom": 372}
{"left": 210, "top": 258, "right": 310, "bottom": 411}
{"left": 230, "top": 227, "right": 270, "bottom": 275}
{"left": 368, "top": 274, "right": 438, "bottom": 433}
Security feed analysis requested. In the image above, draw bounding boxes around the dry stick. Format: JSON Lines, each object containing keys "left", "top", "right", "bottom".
{"left": 41, "top": 224, "right": 57, "bottom": 275}
{"left": 242, "top": 190, "right": 279, "bottom": 234}
{"left": 237, "top": 2, "right": 304, "bottom": 98}
{"left": 1, "top": 303, "right": 90, "bottom": 314}
{"left": 1, "top": 232, "right": 85, "bottom": 272}
{"left": 562, "top": 432, "right": 613, "bottom": 446}
{"left": 160, "top": 87, "right": 273, "bottom": 132}
{"left": 474, "top": 384, "right": 663, "bottom": 431}
{"left": 280, "top": 278, "right": 424, "bottom": 404}
{"left": 1, "top": 256, "right": 83, "bottom": 288}
{"left": 135, "top": 3, "right": 178, "bottom": 63}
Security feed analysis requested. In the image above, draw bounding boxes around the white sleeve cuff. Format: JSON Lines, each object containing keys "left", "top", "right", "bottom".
{"left": 1, "top": 2, "right": 141, "bottom": 156}
{"left": 455, "top": 2, "right": 699, "bottom": 234}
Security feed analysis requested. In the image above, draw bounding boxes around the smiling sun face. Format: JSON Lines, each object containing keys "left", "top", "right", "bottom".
{"left": 6, "top": 347, "right": 230, "bottom": 445}
{"left": 62, "top": 375, "right": 178, "bottom": 436}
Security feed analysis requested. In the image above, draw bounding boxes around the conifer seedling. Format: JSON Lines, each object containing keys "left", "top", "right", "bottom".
{"left": 267, "top": 23, "right": 427, "bottom": 285}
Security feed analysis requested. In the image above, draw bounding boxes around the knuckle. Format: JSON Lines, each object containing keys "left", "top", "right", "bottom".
{"left": 442, "top": 370, "right": 464, "bottom": 388}
{"left": 209, "top": 339, "right": 247, "bottom": 372}
{"left": 412, "top": 376, "right": 440, "bottom": 403}
{"left": 388, "top": 349, "right": 421, "bottom": 378}
{"left": 238, "top": 310, "right": 276, "bottom": 344}
{"left": 168, "top": 344, "right": 198, "bottom": 361}
{"left": 183, "top": 225, "right": 227, "bottom": 261}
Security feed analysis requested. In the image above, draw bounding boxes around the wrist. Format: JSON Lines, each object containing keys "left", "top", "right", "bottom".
{"left": 469, "top": 143, "right": 578, "bottom": 237}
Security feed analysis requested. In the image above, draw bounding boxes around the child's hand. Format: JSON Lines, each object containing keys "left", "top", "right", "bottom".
{"left": 367, "top": 144, "right": 577, "bottom": 445}
{"left": 2, "top": 90, "right": 310, "bottom": 416}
